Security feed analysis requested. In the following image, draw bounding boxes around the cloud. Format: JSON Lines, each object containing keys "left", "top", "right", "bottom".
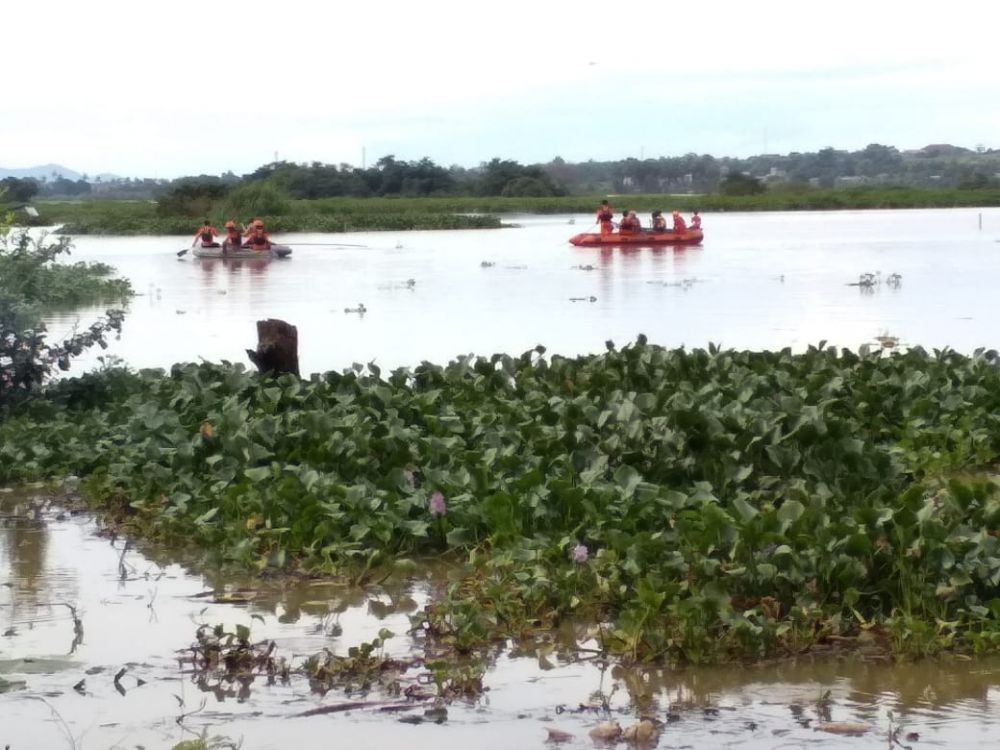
{"left": 4, "top": 0, "right": 1000, "bottom": 175}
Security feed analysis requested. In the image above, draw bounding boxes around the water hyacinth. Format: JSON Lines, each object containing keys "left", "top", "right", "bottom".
{"left": 571, "top": 543, "right": 589, "bottom": 564}
{"left": 429, "top": 491, "right": 447, "bottom": 517}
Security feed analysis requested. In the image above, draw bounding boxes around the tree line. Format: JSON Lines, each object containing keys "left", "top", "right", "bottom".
{"left": 6, "top": 143, "right": 1000, "bottom": 208}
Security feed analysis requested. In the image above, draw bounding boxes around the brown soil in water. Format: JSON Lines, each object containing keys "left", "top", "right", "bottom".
{"left": 3, "top": 489, "right": 1000, "bottom": 749}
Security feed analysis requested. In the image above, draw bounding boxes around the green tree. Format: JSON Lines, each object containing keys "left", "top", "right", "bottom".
{"left": 155, "top": 179, "right": 230, "bottom": 217}
{"left": 718, "top": 173, "right": 766, "bottom": 196}
{"left": 475, "top": 158, "right": 564, "bottom": 196}
{"left": 0, "top": 177, "right": 39, "bottom": 204}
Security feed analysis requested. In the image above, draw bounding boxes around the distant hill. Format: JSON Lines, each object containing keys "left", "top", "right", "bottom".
{"left": 0, "top": 163, "right": 83, "bottom": 181}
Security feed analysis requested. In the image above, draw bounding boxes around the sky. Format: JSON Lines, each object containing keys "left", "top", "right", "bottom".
{"left": 4, "top": 0, "right": 1000, "bottom": 178}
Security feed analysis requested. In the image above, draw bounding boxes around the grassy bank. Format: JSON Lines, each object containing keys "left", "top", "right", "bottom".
{"left": 34, "top": 186, "right": 1000, "bottom": 235}
{"left": 36, "top": 199, "right": 503, "bottom": 235}
{"left": 4, "top": 340, "right": 1000, "bottom": 663}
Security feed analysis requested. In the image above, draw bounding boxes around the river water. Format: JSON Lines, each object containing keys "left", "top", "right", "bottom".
{"left": 9, "top": 209, "right": 1000, "bottom": 748}
{"left": 3, "top": 491, "right": 1000, "bottom": 749}
{"left": 44, "top": 207, "right": 1000, "bottom": 376}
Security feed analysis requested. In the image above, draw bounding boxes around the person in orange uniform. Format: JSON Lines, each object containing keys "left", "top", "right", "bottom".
{"left": 672, "top": 211, "right": 687, "bottom": 232}
{"left": 618, "top": 210, "right": 638, "bottom": 233}
{"left": 596, "top": 199, "right": 615, "bottom": 234}
{"left": 193, "top": 220, "right": 219, "bottom": 247}
{"left": 222, "top": 220, "right": 242, "bottom": 252}
{"left": 242, "top": 219, "right": 272, "bottom": 252}
{"left": 651, "top": 211, "right": 667, "bottom": 231}
{"left": 690, "top": 210, "right": 702, "bottom": 230}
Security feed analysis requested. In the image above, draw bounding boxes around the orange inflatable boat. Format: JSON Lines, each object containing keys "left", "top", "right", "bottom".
{"left": 569, "top": 228, "right": 704, "bottom": 246}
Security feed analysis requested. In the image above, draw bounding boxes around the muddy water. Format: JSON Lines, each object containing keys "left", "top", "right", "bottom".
{"left": 3, "top": 492, "right": 1000, "bottom": 749}
{"left": 44, "top": 207, "right": 1000, "bottom": 377}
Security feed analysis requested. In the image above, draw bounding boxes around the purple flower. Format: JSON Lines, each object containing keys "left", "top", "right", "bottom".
{"left": 571, "top": 543, "right": 589, "bottom": 564}
{"left": 429, "top": 491, "right": 447, "bottom": 517}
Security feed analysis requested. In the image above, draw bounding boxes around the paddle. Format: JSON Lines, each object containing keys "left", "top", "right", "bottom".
{"left": 177, "top": 236, "right": 198, "bottom": 257}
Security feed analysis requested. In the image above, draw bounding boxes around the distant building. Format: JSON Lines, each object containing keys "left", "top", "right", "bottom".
{"left": 836, "top": 176, "right": 870, "bottom": 186}
{"left": 761, "top": 167, "right": 788, "bottom": 185}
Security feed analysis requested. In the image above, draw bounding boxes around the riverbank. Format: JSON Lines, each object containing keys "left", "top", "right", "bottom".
{"left": 33, "top": 185, "right": 1000, "bottom": 234}
{"left": 4, "top": 340, "right": 1000, "bottom": 665}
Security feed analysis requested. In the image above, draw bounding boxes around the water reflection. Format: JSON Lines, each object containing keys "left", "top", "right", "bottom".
{"left": 1, "top": 511, "right": 48, "bottom": 614}
{"left": 606, "top": 659, "right": 1000, "bottom": 717}
{"left": 5, "top": 493, "right": 1000, "bottom": 747}
{"left": 1, "top": 496, "right": 50, "bottom": 610}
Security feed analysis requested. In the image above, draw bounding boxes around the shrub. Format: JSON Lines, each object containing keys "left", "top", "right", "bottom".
{"left": 0, "top": 220, "right": 130, "bottom": 403}
{"left": 219, "top": 181, "right": 290, "bottom": 221}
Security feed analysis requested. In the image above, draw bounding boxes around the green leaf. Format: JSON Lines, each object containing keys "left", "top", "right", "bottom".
{"left": 731, "top": 497, "right": 758, "bottom": 522}
{"left": 244, "top": 466, "right": 270, "bottom": 482}
{"left": 195, "top": 507, "right": 218, "bottom": 524}
{"left": 777, "top": 500, "right": 804, "bottom": 526}
{"left": 613, "top": 465, "right": 642, "bottom": 496}
{"left": 445, "top": 527, "right": 473, "bottom": 546}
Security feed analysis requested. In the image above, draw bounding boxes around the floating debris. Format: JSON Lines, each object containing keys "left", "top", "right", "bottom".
{"left": 815, "top": 722, "right": 870, "bottom": 736}
{"left": 847, "top": 271, "right": 902, "bottom": 290}
{"left": 545, "top": 727, "right": 574, "bottom": 743}
{"left": 622, "top": 719, "right": 659, "bottom": 744}
{"left": 589, "top": 721, "right": 622, "bottom": 742}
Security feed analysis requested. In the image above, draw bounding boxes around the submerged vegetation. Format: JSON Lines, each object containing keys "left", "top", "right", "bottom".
{"left": 5, "top": 340, "right": 1000, "bottom": 663}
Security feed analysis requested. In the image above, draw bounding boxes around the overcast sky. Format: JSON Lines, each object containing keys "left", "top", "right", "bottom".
{"left": 4, "top": 0, "right": 1000, "bottom": 178}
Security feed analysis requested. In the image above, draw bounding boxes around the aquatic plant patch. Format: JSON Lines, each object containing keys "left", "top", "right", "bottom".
{"left": 5, "top": 340, "right": 1000, "bottom": 662}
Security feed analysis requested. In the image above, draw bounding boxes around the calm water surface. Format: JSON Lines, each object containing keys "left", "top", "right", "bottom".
{"left": 46, "top": 208, "right": 1000, "bottom": 375}
{"left": 4, "top": 493, "right": 1000, "bottom": 749}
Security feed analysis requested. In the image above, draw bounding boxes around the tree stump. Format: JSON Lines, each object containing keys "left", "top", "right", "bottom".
{"left": 246, "top": 319, "right": 300, "bottom": 377}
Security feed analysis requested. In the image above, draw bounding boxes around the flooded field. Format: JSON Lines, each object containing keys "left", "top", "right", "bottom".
{"left": 4, "top": 491, "right": 1000, "bottom": 749}
{"left": 10, "top": 208, "right": 1000, "bottom": 748}
{"left": 45, "top": 207, "right": 1000, "bottom": 376}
